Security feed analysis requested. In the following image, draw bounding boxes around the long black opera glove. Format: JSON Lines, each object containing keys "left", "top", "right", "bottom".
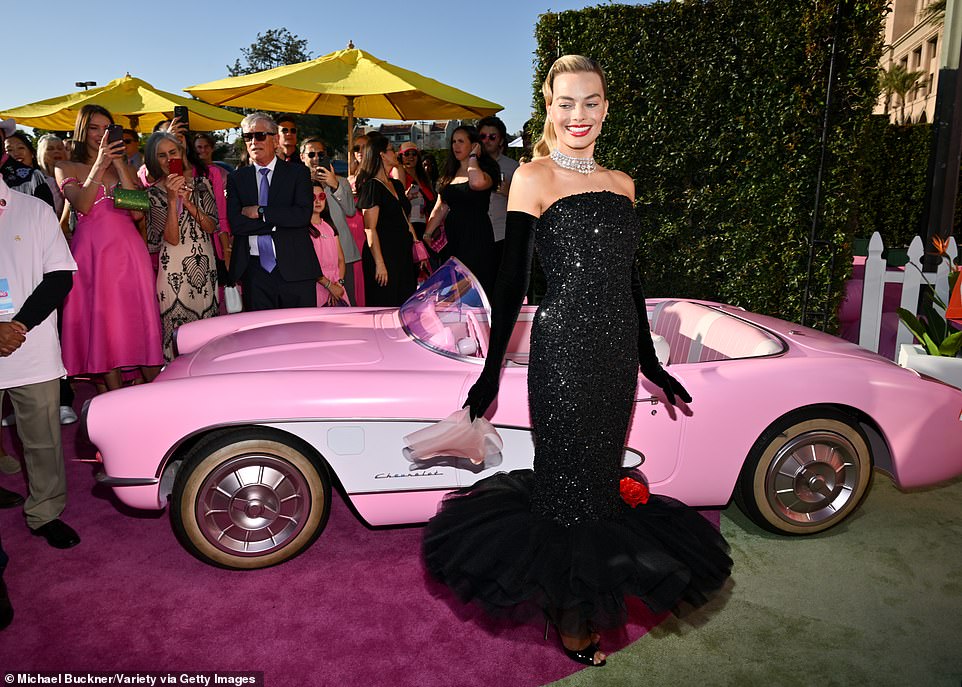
{"left": 464, "top": 211, "right": 537, "bottom": 419}
{"left": 630, "top": 256, "right": 692, "bottom": 406}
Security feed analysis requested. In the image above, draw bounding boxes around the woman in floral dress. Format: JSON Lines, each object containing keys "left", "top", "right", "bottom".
{"left": 144, "top": 132, "right": 219, "bottom": 361}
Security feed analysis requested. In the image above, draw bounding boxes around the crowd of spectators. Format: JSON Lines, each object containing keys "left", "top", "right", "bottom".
{"left": 0, "top": 107, "right": 520, "bottom": 388}
{"left": 0, "top": 108, "right": 521, "bottom": 391}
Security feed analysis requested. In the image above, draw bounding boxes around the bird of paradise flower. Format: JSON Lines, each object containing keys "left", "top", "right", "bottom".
{"left": 897, "top": 235, "right": 962, "bottom": 356}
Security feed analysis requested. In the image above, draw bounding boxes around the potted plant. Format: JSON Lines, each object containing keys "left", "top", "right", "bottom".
{"left": 897, "top": 236, "right": 962, "bottom": 388}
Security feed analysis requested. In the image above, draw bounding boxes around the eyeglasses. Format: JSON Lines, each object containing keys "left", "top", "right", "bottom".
{"left": 241, "top": 131, "right": 274, "bottom": 142}
{"left": 401, "top": 150, "right": 418, "bottom": 157}
{"left": 478, "top": 133, "right": 500, "bottom": 141}
{"left": 314, "top": 191, "right": 326, "bottom": 200}
{"left": 305, "top": 151, "right": 327, "bottom": 158}
{"left": 280, "top": 127, "right": 297, "bottom": 135}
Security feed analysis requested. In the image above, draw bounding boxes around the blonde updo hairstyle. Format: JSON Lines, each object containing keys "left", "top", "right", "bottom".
{"left": 532, "top": 55, "right": 608, "bottom": 159}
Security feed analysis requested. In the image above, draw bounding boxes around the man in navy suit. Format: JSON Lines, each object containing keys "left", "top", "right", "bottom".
{"left": 227, "top": 112, "right": 320, "bottom": 310}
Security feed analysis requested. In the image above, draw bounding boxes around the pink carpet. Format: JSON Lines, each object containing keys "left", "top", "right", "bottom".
{"left": 0, "top": 382, "right": 715, "bottom": 686}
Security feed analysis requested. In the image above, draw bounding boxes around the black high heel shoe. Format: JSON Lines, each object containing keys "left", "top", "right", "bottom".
{"left": 544, "top": 619, "right": 607, "bottom": 667}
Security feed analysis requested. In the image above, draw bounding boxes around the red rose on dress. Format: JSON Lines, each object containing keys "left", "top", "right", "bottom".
{"left": 620, "top": 477, "right": 650, "bottom": 507}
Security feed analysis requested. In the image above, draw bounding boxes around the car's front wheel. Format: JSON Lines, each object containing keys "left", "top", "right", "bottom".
{"left": 735, "top": 408, "right": 873, "bottom": 535}
{"left": 171, "top": 428, "right": 331, "bottom": 569}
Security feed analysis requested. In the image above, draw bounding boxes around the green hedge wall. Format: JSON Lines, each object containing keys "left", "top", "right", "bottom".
{"left": 533, "top": 0, "right": 886, "bottom": 328}
{"left": 854, "top": 117, "right": 930, "bottom": 248}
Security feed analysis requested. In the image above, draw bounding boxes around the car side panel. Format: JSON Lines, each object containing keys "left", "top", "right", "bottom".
{"left": 625, "top": 373, "right": 686, "bottom": 484}
{"left": 650, "top": 356, "right": 962, "bottom": 506}
{"left": 87, "top": 369, "right": 472, "bottom": 510}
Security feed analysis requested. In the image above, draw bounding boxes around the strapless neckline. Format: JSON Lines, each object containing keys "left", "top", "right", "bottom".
{"left": 540, "top": 190, "right": 632, "bottom": 219}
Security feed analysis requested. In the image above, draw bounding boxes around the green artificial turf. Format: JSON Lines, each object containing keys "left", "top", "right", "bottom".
{"left": 549, "top": 474, "right": 962, "bottom": 687}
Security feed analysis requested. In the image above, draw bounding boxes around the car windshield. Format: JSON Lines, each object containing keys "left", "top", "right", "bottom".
{"left": 399, "top": 258, "right": 491, "bottom": 360}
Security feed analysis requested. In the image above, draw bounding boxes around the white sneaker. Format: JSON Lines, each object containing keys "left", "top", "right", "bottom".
{"left": 60, "top": 406, "right": 78, "bottom": 425}
{"left": 0, "top": 414, "right": 13, "bottom": 427}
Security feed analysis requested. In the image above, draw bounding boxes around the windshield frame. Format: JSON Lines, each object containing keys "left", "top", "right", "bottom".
{"left": 398, "top": 258, "right": 492, "bottom": 363}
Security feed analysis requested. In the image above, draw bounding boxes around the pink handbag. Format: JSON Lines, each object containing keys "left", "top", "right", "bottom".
{"left": 426, "top": 225, "right": 448, "bottom": 253}
{"left": 412, "top": 240, "right": 430, "bottom": 262}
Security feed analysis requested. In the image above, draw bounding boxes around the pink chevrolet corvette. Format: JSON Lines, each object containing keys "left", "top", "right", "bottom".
{"left": 86, "top": 260, "right": 962, "bottom": 569}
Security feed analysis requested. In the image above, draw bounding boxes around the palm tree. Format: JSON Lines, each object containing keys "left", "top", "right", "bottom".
{"left": 921, "top": 0, "right": 946, "bottom": 26}
{"left": 880, "top": 63, "right": 925, "bottom": 123}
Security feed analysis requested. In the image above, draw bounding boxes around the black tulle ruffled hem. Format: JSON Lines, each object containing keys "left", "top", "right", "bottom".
{"left": 422, "top": 470, "right": 732, "bottom": 635}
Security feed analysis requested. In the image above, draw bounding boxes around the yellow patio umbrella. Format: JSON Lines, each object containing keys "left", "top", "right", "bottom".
{"left": 185, "top": 44, "right": 503, "bottom": 154}
{"left": 0, "top": 74, "right": 243, "bottom": 132}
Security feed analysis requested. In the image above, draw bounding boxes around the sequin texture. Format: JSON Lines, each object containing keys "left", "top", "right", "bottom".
{"left": 528, "top": 191, "right": 639, "bottom": 525}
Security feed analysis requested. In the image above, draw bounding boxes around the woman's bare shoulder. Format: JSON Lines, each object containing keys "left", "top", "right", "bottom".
{"left": 601, "top": 169, "right": 635, "bottom": 202}
{"left": 54, "top": 160, "right": 84, "bottom": 181}
{"left": 507, "top": 159, "right": 554, "bottom": 215}
{"left": 512, "top": 157, "right": 553, "bottom": 183}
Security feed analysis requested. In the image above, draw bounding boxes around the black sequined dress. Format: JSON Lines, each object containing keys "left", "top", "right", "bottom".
{"left": 422, "top": 192, "right": 731, "bottom": 634}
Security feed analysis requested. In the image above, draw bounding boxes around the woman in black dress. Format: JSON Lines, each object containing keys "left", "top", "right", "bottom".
{"left": 355, "top": 132, "right": 419, "bottom": 306}
{"left": 423, "top": 125, "right": 501, "bottom": 297}
{"left": 422, "top": 56, "right": 732, "bottom": 667}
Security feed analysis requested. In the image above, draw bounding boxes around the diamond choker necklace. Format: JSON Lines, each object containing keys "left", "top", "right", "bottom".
{"left": 550, "top": 149, "right": 597, "bottom": 175}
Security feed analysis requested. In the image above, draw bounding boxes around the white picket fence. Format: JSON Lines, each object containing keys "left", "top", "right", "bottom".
{"left": 858, "top": 231, "right": 958, "bottom": 357}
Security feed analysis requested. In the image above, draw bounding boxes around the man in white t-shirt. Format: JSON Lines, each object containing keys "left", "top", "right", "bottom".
{"left": 477, "top": 116, "right": 520, "bottom": 270}
{"left": 0, "top": 176, "right": 79, "bottom": 551}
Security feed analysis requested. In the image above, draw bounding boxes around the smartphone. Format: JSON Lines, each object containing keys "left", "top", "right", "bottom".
{"left": 106, "top": 124, "right": 124, "bottom": 145}
{"left": 316, "top": 154, "right": 331, "bottom": 170}
{"left": 173, "top": 106, "right": 190, "bottom": 129}
{"left": 168, "top": 158, "right": 184, "bottom": 176}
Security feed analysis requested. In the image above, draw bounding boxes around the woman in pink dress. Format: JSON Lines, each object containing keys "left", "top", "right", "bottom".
{"left": 310, "top": 183, "right": 349, "bottom": 306}
{"left": 55, "top": 104, "right": 163, "bottom": 391}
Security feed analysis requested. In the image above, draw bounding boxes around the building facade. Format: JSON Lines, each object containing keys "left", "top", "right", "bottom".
{"left": 356, "top": 120, "right": 463, "bottom": 149}
{"left": 877, "top": 0, "right": 944, "bottom": 123}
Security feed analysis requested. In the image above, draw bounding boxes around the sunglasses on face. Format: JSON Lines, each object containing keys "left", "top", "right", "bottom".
{"left": 478, "top": 133, "right": 500, "bottom": 141}
{"left": 123, "top": 139, "right": 135, "bottom": 145}
{"left": 280, "top": 127, "right": 297, "bottom": 134}
{"left": 242, "top": 131, "right": 274, "bottom": 142}
{"left": 305, "top": 151, "right": 327, "bottom": 158}
{"left": 401, "top": 150, "right": 418, "bottom": 157}
{"left": 314, "top": 191, "right": 326, "bottom": 201}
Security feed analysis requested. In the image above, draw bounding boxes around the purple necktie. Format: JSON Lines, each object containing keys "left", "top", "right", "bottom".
{"left": 256, "top": 167, "right": 276, "bottom": 272}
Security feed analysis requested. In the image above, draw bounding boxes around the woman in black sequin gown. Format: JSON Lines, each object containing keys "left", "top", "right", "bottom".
{"left": 422, "top": 56, "right": 732, "bottom": 667}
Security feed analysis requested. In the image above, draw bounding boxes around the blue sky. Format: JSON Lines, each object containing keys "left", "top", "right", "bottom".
{"left": 3, "top": 0, "right": 651, "bottom": 137}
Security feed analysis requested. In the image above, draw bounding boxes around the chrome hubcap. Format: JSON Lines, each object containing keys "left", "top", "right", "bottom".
{"left": 196, "top": 454, "right": 311, "bottom": 556}
{"left": 766, "top": 430, "right": 860, "bottom": 525}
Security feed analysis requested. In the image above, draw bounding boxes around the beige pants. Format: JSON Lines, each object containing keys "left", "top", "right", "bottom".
{"left": 0, "top": 378, "right": 65, "bottom": 528}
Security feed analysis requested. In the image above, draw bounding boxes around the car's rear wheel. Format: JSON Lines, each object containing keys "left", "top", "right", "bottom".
{"left": 171, "top": 428, "right": 331, "bottom": 569}
{"left": 735, "top": 409, "right": 873, "bottom": 535}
